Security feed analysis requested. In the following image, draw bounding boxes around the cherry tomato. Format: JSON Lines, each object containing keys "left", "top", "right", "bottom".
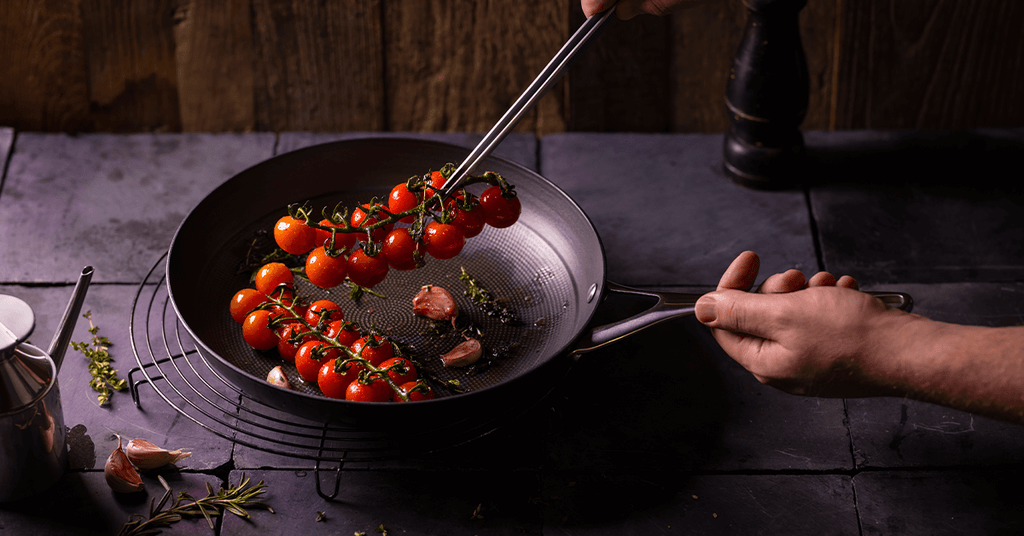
{"left": 423, "top": 170, "right": 447, "bottom": 200}
{"left": 378, "top": 357, "right": 417, "bottom": 385}
{"left": 324, "top": 320, "right": 360, "bottom": 347}
{"left": 274, "top": 215, "right": 317, "bottom": 255}
{"left": 242, "top": 309, "right": 279, "bottom": 351}
{"left": 350, "top": 204, "right": 394, "bottom": 242}
{"left": 304, "top": 299, "right": 344, "bottom": 326}
{"left": 314, "top": 218, "right": 357, "bottom": 253}
{"left": 317, "top": 358, "right": 365, "bottom": 399}
{"left": 345, "top": 375, "right": 391, "bottom": 402}
{"left": 294, "top": 340, "right": 340, "bottom": 382}
{"left": 396, "top": 381, "right": 435, "bottom": 402}
{"left": 388, "top": 183, "right": 420, "bottom": 224}
{"left": 349, "top": 335, "right": 394, "bottom": 367}
{"left": 275, "top": 322, "right": 312, "bottom": 362}
{"left": 346, "top": 248, "right": 389, "bottom": 288}
{"left": 254, "top": 262, "right": 295, "bottom": 300}
{"left": 305, "top": 247, "right": 348, "bottom": 289}
{"left": 230, "top": 288, "right": 268, "bottom": 324}
{"left": 381, "top": 228, "right": 422, "bottom": 271}
{"left": 446, "top": 195, "right": 486, "bottom": 238}
{"left": 423, "top": 221, "right": 465, "bottom": 260}
{"left": 479, "top": 185, "right": 521, "bottom": 228}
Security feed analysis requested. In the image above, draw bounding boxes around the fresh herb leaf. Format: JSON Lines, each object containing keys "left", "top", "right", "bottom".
{"left": 457, "top": 268, "right": 519, "bottom": 324}
{"left": 70, "top": 311, "right": 127, "bottom": 405}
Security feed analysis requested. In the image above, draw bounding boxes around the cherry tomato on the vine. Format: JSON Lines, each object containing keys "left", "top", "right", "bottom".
{"left": 294, "top": 340, "right": 339, "bottom": 383}
{"left": 479, "top": 185, "right": 522, "bottom": 229}
{"left": 422, "top": 171, "right": 447, "bottom": 200}
{"left": 242, "top": 309, "right": 279, "bottom": 351}
{"left": 396, "top": 381, "right": 435, "bottom": 402}
{"left": 324, "top": 320, "right": 360, "bottom": 348}
{"left": 446, "top": 195, "right": 486, "bottom": 238}
{"left": 254, "top": 262, "right": 294, "bottom": 301}
{"left": 346, "top": 248, "right": 389, "bottom": 288}
{"left": 388, "top": 183, "right": 420, "bottom": 224}
{"left": 275, "top": 322, "right": 312, "bottom": 362}
{"left": 381, "top": 228, "right": 422, "bottom": 271}
{"left": 314, "top": 218, "right": 357, "bottom": 253}
{"left": 350, "top": 204, "right": 394, "bottom": 243}
{"left": 345, "top": 375, "right": 391, "bottom": 402}
{"left": 378, "top": 357, "right": 417, "bottom": 385}
{"left": 423, "top": 221, "right": 465, "bottom": 260}
{"left": 349, "top": 335, "right": 394, "bottom": 367}
{"left": 317, "top": 358, "right": 365, "bottom": 399}
{"left": 274, "top": 215, "right": 317, "bottom": 255}
{"left": 305, "top": 247, "right": 348, "bottom": 289}
{"left": 304, "top": 299, "right": 344, "bottom": 326}
{"left": 230, "top": 288, "right": 268, "bottom": 324}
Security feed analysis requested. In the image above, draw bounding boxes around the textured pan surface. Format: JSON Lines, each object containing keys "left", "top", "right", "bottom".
{"left": 166, "top": 138, "right": 606, "bottom": 424}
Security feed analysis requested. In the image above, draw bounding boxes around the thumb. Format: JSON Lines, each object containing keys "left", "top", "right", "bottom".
{"left": 695, "top": 289, "right": 784, "bottom": 340}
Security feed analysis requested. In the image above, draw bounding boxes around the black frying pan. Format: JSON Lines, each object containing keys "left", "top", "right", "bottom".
{"left": 166, "top": 138, "right": 910, "bottom": 430}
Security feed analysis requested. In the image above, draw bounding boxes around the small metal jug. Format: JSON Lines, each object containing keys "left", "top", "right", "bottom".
{"left": 0, "top": 267, "right": 92, "bottom": 501}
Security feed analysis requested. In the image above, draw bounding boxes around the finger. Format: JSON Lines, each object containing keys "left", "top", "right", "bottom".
{"left": 581, "top": 0, "right": 614, "bottom": 18}
{"left": 807, "top": 271, "right": 837, "bottom": 287}
{"left": 836, "top": 275, "right": 859, "bottom": 290}
{"left": 695, "top": 288, "right": 785, "bottom": 340}
{"left": 717, "top": 251, "right": 760, "bottom": 292}
{"left": 757, "top": 269, "right": 806, "bottom": 294}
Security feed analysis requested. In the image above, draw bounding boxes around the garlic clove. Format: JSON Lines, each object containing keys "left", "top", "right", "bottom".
{"left": 267, "top": 365, "right": 291, "bottom": 389}
{"left": 125, "top": 438, "right": 192, "bottom": 470}
{"left": 440, "top": 338, "right": 482, "bottom": 367}
{"left": 413, "top": 285, "right": 459, "bottom": 323}
{"left": 105, "top": 436, "right": 144, "bottom": 493}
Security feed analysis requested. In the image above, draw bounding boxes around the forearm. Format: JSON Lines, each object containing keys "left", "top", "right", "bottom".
{"left": 875, "top": 316, "right": 1024, "bottom": 425}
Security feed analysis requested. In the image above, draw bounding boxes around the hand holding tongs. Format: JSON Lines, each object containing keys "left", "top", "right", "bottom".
{"left": 438, "top": 5, "right": 617, "bottom": 198}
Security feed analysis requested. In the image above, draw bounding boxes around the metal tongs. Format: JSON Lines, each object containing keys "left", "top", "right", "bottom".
{"left": 438, "top": 5, "right": 618, "bottom": 198}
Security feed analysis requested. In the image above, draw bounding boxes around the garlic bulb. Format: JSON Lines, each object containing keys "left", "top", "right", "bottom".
{"left": 125, "top": 438, "right": 192, "bottom": 470}
{"left": 105, "top": 436, "right": 144, "bottom": 493}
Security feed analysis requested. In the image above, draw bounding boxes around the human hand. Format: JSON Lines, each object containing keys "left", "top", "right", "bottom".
{"left": 581, "top": 0, "right": 710, "bottom": 20}
{"left": 695, "top": 251, "right": 912, "bottom": 398}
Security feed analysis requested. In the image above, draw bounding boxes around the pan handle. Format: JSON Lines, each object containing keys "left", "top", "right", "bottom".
{"left": 569, "top": 282, "right": 914, "bottom": 357}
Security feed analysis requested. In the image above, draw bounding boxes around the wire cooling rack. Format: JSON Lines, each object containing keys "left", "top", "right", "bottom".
{"left": 127, "top": 253, "right": 542, "bottom": 499}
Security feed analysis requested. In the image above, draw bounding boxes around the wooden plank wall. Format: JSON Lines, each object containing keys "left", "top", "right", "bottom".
{"left": 2, "top": 0, "right": 1022, "bottom": 134}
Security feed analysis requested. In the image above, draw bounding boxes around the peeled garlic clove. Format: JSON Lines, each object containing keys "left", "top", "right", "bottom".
{"left": 413, "top": 285, "right": 458, "bottom": 323}
{"left": 125, "top": 438, "right": 192, "bottom": 470}
{"left": 105, "top": 437, "right": 144, "bottom": 493}
{"left": 267, "top": 365, "right": 291, "bottom": 389}
{"left": 440, "top": 338, "right": 482, "bottom": 367}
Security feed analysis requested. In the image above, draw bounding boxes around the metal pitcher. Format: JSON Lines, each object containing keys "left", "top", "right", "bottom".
{"left": 0, "top": 267, "right": 92, "bottom": 501}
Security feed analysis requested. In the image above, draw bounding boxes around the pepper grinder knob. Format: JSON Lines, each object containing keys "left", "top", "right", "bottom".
{"left": 723, "top": 0, "right": 809, "bottom": 189}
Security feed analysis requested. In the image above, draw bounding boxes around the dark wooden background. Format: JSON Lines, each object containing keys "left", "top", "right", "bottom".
{"left": 2, "top": 0, "right": 1022, "bottom": 134}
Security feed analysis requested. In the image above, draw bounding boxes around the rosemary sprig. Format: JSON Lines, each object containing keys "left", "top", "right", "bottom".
{"left": 69, "top": 311, "right": 127, "bottom": 405}
{"left": 457, "top": 267, "right": 519, "bottom": 324}
{"left": 118, "top": 474, "right": 274, "bottom": 536}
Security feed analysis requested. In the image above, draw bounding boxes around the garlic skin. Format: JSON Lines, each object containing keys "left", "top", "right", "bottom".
{"left": 105, "top": 437, "right": 144, "bottom": 493}
{"left": 125, "top": 438, "right": 192, "bottom": 470}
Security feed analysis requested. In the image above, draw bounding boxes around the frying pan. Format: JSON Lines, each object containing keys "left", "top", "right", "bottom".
{"left": 166, "top": 137, "right": 911, "bottom": 430}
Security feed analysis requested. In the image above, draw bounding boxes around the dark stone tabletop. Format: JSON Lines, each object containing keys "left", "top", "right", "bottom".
{"left": 1, "top": 127, "right": 1022, "bottom": 535}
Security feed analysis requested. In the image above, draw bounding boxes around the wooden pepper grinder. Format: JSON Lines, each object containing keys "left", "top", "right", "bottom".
{"left": 723, "top": 0, "right": 809, "bottom": 189}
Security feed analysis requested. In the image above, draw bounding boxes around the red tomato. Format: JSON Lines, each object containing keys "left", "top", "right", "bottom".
{"left": 242, "top": 309, "right": 279, "bottom": 351}
{"left": 314, "top": 218, "right": 358, "bottom": 253}
{"left": 254, "top": 262, "right": 295, "bottom": 300}
{"left": 378, "top": 357, "right": 417, "bottom": 385}
{"left": 317, "top": 358, "right": 365, "bottom": 399}
{"left": 345, "top": 375, "right": 391, "bottom": 402}
{"left": 346, "top": 248, "right": 389, "bottom": 288}
{"left": 423, "top": 170, "right": 447, "bottom": 200}
{"left": 446, "top": 195, "right": 486, "bottom": 238}
{"left": 304, "top": 299, "right": 344, "bottom": 326}
{"left": 324, "top": 320, "right": 361, "bottom": 347}
{"left": 350, "top": 204, "right": 394, "bottom": 243}
{"left": 479, "top": 185, "right": 522, "bottom": 228}
{"left": 305, "top": 247, "right": 348, "bottom": 289}
{"left": 381, "top": 228, "right": 422, "bottom": 271}
{"left": 349, "top": 335, "right": 394, "bottom": 367}
{"left": 423, "top": 221, "right": 465, "bottom": 260}
{"left": 294, "top": 340, "right": 339, "bottom": 382}
{"left": 275, "top": 322, "right": 312, "bottom": 362}
{"left": 230, "top": 288, "right": 268, "bottom": 324}
{"left": 396, "top": 381, "right": 435, "bottom": 402}
{"left": 388, "top": 183, "right": 420, "bottom": 224}
{"left": 274, "top": 215, "right": 317, "bottom": 255}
